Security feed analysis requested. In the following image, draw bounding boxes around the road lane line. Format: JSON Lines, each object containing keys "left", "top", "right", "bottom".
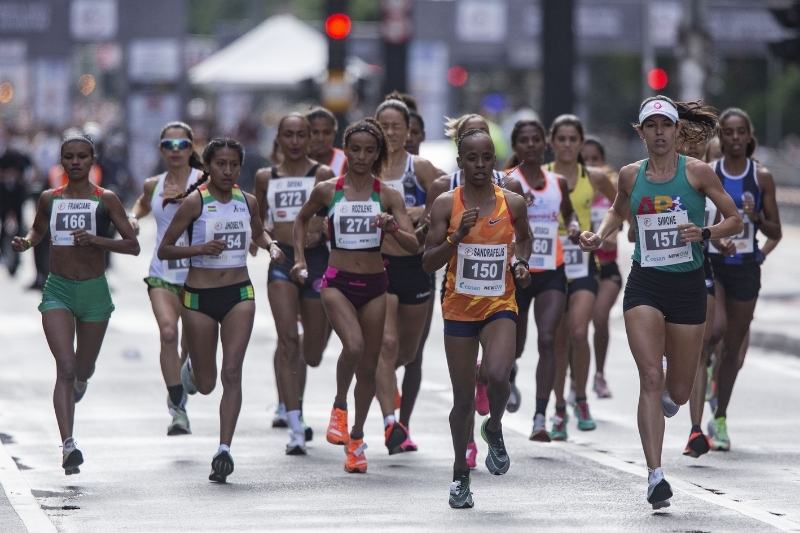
{"left": 426, "top": 380, "right": 800, "bottom": 532}
{"left": 0, "top": 441, "right": 56, "bottom": 533}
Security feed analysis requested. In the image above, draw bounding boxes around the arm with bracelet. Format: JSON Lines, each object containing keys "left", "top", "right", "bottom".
{"left": 11, "top": 192, "right": 53, "bottom": 253}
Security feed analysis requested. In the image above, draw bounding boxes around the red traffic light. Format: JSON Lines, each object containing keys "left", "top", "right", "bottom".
{"left": 647, "top": 68, "right": 669, "bottom": 91}
{"left": 447, "top": 65, "right": 469, "bottom": 87}
{"left": 325, "top": 13, "right": 352, "bottom": 40}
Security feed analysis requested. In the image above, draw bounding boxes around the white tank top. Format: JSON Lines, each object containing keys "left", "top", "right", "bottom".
{"left": 509, "top": 167, "right": 563, "bottom": 271}
{"left": 329, "top": 148, "right": 347, "bottom": 176}
{"left": 190, "top": 184, "right": 252, "bottom": 269}
{"left": 148, "top": 169, "right": 201, "bottom": 283}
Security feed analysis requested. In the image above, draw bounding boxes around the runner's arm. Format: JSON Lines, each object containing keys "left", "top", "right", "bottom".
{"left": 422, "top": 193, "right": 456, "bottom": 273}
{"left": 755, "top": 168, "right": 781, "bottom": 241}
{"left": 83, "top": 190, "right": 140, "bottom": 255}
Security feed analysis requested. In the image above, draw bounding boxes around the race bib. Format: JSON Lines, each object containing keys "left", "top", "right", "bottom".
{"left": 162, "top": 235, "right": 190, "bottom": 283}
{"left": 562, "top": 238, "right": 589, "bottom": 280}
{"left": 730, "top": 211, "right": 754, "bottom": 254}
{"left": 529, "top": 221, "right": 558, "bottom": 270}
{"left": 333, "top": 200, "right": 381, "bottom": 250}
{"left": 50, "top": 198, "right": 97, "bottom": 246}
{"left": 636, "top": 211, "right": 692, "bottom": 267}
{"left": 268, "top": 177, "right": 315, "bottom": 223}
{"left": 455, "top": 243, "right": 507, "bottom": 297}
{"left": 203, "top": 217, "right": 249, "bottom": 267}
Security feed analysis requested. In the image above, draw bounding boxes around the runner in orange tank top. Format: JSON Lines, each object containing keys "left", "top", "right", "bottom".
{"left": 423, "top": 129, "right": 531, "bottom": 509}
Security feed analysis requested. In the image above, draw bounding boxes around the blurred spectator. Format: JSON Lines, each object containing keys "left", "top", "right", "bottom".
{"left": 0, "top": 126, "right": 32, "bottom": 278}
{"left": 236, "top": 118, "right": 269, "bottom": 193}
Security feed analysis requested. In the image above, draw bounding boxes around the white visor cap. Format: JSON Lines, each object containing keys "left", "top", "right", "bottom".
{"left": 639, "top": 99, "right": 679, "bottom": 124}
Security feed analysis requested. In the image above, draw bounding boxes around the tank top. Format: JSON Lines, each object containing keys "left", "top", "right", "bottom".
{"left": 507, "top": 166, "right": 564, "bottom": 271}
{"left": 443, "top": 184, "right": 518, "bottom": 321}
{"left": 329, "top": 148, "right": 347, "bottom": 177}
{"left": 546, "top": 163, "right": 593, "bottom": 233}
{"left": 189, "top": 184, "right": 252, "bottom": 269}
{"left": 327, "top": 176, "right": 384, "bottom": 252}
{"left": 382, "top": 154, "right": 426, "bottom": 207}
{"left": 711, "top": 158, "right": 761, "bottom": 265}
{"left": 47, "top": 184, "right": 111, "bottom": 246}
{"left": 266, "top": 164, "right": 319, "bottom": 224}
{"left": 630, "top": 155, "right": 704, "bottom": 272}
{"left": 148, "top": 169, "right": 201, "bottom": 283}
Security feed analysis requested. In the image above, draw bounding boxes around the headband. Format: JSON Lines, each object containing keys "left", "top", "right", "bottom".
{"left": 639, "top": 99, "right": 679, "bottom": 124}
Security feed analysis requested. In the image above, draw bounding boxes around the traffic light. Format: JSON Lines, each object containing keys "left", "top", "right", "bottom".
{"left": 769, "top": 1, "right": 800, "bottom": 63}
{"left": 647, "top": 68, "right": 669, "bottom": 91}
{"left": 326, "top": 0, "right": 349, "bottom": 71}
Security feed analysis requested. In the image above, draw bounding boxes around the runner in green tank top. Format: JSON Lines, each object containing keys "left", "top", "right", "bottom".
{"left": 579, "top": 96, "right": 741, "bottom": 510}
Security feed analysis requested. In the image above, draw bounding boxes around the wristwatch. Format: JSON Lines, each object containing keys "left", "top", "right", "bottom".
{"left": 701, "top": 227, "right": 711, "bottom": 240}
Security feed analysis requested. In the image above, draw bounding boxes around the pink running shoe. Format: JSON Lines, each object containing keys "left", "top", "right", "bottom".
{"left": 399, "top": 436, "right": 418, "bottom": 452}
{"left": 466, "top": 441, "right": 478, "bottom": 470}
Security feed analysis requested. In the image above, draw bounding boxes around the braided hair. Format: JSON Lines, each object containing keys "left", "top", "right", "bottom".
{"left": 163, "top": 138, "right": 245, "bottom": 206}
{"left": 456, "top": 128, "right": 493, "bottom": 156}
{"left": 343, "top": 118, "right": 388, "bottom": 176}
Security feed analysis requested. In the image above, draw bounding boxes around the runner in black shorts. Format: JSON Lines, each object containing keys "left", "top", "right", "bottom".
{"left": 253, "top": 113, "right": 334, "bottom": 455}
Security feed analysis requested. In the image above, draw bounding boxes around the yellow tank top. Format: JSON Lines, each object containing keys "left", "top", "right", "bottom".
{"left": 546, "top": 163, "right": 593, "bottom": 233}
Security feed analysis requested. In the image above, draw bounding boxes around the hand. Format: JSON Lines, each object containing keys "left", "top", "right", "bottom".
{"left": 579, "top": 231, "right": 601, "bottom": 251}
{"left": 567, "top": 220, "right": 581, "bottom": 243}
{"left": 11, "top": 236, "right": 31, "bottom": 252}
{"left": 249, "top": 242, "right": 259, "bottom": 257}
{"left": 375, "top": 212, "right": 399, "bottom": 234}
{"left": 290, "top": 262, "right": 309, "bottom": 284}
{"left": 741, "top": 195, "right": 756, "bottom": 220}
{"left": 200, "top": 239, "right": 226, "bottom": 256}
{"left": 454, "top": 207, "right": 480, "bottom": 241}
{"left": 268, "top": 242, "right": 286, "bottom": 262}
{"left": 71, "top": 230, "right": 96, "bottom": 247}
{"left": 513, "top": 263, "right": 531, "bottom": 288}
{"left": 715, "top": 237, "right": 737, "bottom": 256}
{"left": 129, "top": 216, "right": 140, "bottom": 235}
{"left": 677, "top": 223, "right": 702, "bottom": 243}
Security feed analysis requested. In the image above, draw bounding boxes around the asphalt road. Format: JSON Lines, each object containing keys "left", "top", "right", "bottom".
{"left": 1, "top": 219, "right": 799, "bottom": 532}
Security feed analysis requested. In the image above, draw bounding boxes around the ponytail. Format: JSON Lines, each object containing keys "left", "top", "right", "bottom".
{"left": 162, "top": 137, "right": 244, "bottom": 207}
{"left": 163, "top": 171, "right": 208, "bottom": 207}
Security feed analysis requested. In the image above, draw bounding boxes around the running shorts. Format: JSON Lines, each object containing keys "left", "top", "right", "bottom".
{"left": 444, "top": 310, "right": 517, "bottom": 338}
{"left": 567, "top": 254, "right": 599, "bottom": 296}
{"left": 516, "top": 265, "right": 567, "bottom": 316}
{"left": 182, "top": 280, "right": 255, "bottom": 322}
{"left": 144, "top": 276, "right": 182, "bottom": 297}
{"left": 39, "top": 273, "right": 114, "bottom": 322}
{"left": 383, "top": 253, "right": 432, "bottom": 305}
{"left": 599, "top": 261, "right": 623, "bottom": 287}
{"left": 710, "top": 258, "right": 761, "bottom": 302}
{"left": 623, "top": 261, "right": 706, "bottom": 325}
{"left": 268, "top": 242, "right": 328, "bottom": 300}
{"left": 321, "top": 266, "right": 388, "bottom": 310}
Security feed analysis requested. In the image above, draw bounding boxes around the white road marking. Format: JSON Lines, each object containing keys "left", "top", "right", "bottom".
{"left": 426, "top": 380, "right": 800, "bottom": 532}
{"left": 0, "top": 441, "right": 56, "bottom": 533}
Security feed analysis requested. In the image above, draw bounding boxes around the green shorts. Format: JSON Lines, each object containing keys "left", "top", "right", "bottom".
{"left": 144, "top": 276, "right": 183, "bottom": 297}
{"left": 38, "top": 273, "right": 115, "bottom": 322}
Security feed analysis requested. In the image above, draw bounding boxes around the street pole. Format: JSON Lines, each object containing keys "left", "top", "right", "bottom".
{"left": 641, "top": 0, "right": 655, "bottom": 99}
{"left": 542, "top": 0, "right": 575, "bottom": 125}
{"left": 678, "top": 0, "right": 709, "bottom": 101}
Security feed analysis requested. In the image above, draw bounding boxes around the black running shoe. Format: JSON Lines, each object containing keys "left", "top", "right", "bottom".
{"left": 209, "top": 450, "right": 234, "bottom": 483}
{"left": 62, "top": 448, "right": 83, "bottom": 476}
{"left": 647, "top": 478, "right": 673, "bottom": 509}
{"left": 448, "top": 472, "right": 474, "bottom": 509}
{"left": 683, "top": 431, "right": 711, "bottom": 458}
{"left": 304, "top": 425, "right": 313, "bottom": 442}
{"left": 384, "top": 421, "right": 408, "bottom": 455}
{"left": 480, "top": 418, "right": 510, "bottom": 475}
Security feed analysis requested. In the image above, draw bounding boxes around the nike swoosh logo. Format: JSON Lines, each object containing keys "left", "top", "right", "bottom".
{"left": 488, "top": 218, "right": 504, "bottom": 225}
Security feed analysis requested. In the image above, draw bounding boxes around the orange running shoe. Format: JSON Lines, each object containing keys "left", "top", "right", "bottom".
{"left": 326, "top": 407, "right": 349, "bottom": 445}
{"left": 344, "top": 439, "right": 368, "bottom": 473}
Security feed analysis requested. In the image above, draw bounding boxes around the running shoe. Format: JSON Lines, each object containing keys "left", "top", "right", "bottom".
{"left": 344, "top": 439, "right": 368, "bottom": 473}
{"left": 304, "top": 425, "right": 313, "bottom": 442}
{"left": 271, "top": 403, "right": 288, "bottom": 428}
{"left": 506, "top": 362, "right": 521, "bottom": 413}
{"left": 647, "top": 477, "right": 672, "bottom": 510}
{"left": 167, "top": 395, "right": 191, "bottom": 436}
{"left": 384, "top": 421, "right": 409, "bottom": 455}
{"left": 593, "top": 373, "right": 612, "bottom": 399}
{"left": 326, "top": 407, "right": 349, "bottom": 445}
{"left": 209, "top": 450, "right": 234, "bottom": 483}
{"left": 707, "top": 417, "right": 730, "bottom": 451}
{"left": 180, "top": 358, "right": 197, "bottom": 396}
{"left": 683, "top": 431, "right": 711, "bottom": 458}
{"left": 574, "top": 401, "right": 597, "bottom": 431}
{"left": 62, "top": 443, "right": 83, "bottom": 476}
{"left": 480, "top": 418, "right": 510, "bottom": 475}
{"left": 475, "top": 377, "right": 489, "bottom": 416}
{"left": 661, "top": 390, "right": 680, "bottom": 418}
{"left": 73, "top": 380, "right": 88, "bottom": 403}
{"left": 448, "top": 472, "right": 474, "bottom": 509}
{"left": 399, "top": 435, "right": 418, "bottom": 452}
{"left": 286, "top": 430, "right": 307, "bottom": 456}
{"left": 529, "top": 413, "right": 551, "bottom": 442}
{"left": 549, "top": 411, "right": 568, "bottom": 441}
{"left": 466, "top": 441, "right": 478, "bottom": 470}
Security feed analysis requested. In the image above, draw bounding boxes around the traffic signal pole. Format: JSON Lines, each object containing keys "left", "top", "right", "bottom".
{"left": 542, "top": 0, "right": 575, "bottom": 125}
{"left": 324, "top": 0, "right": 350, "bottom": 143}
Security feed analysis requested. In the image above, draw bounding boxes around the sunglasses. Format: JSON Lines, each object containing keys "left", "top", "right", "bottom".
{"left": 160, "top": 138, "right": 192, "bottom": 151}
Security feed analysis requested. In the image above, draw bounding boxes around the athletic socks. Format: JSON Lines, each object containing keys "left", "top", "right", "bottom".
{"left": 63, "top": 437, "right": 76, "bottom": 453}
{"left": 287, "top": 410, "right": 303, "bottom": 434}
{"left": 576, "top": 396, "right": 587, "bottom": 404}
{"left": 167, "top": 384, "right": 184, "bottom": 408}
{"left": 217, "top": 443, "right": 230, "bottom": 455}
{"left": 535, "top": 398, "right": 549, "bottom": 417}
{"left": 384, "top": 414, "right": 396, "bottom": 428}
{"left": 648, "top": 467, "right": 664, "bottom": 485}
{"left": 333, "top": 400, "right": 347, "bottom": 411}
{"left": 691, "top": 424, "right": 702, "bottom": 434}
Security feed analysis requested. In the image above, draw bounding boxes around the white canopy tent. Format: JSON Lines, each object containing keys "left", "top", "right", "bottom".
{"left": 189, "top": 13, "right": 369, "bottom": 89}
